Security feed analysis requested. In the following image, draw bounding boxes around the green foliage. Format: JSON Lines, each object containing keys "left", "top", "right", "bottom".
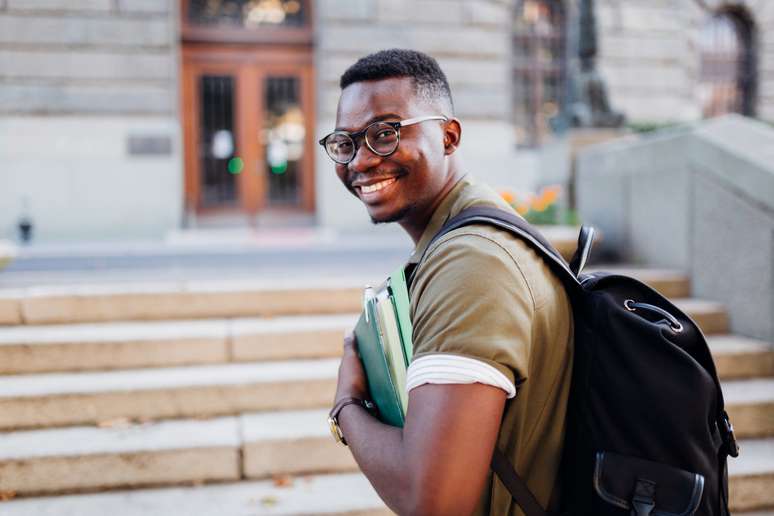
{"left": 626, "top": 121, "right": 680, "bottom": 134}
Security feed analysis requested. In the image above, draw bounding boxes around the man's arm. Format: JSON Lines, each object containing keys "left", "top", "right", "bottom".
{"left": 335, "top": 336, "right": 507, "bottom": 516}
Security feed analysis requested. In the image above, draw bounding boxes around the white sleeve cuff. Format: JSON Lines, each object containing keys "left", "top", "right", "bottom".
{"left": 406, "top": 354, "right": 516, "bottom": 399}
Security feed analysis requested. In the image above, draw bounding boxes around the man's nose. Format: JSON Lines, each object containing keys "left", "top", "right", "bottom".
{"left": 348, "top": 141, "right": 382, "bottom": 174}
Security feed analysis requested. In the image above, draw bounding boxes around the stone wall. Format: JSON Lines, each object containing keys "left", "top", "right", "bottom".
{"left": 577, "top": 115, "right": 774, "bottom": 342}
{"left": 0, "top": 0, "right": 182, "bottom": 242}
{"left": 314, "top": 0, "right": 538, "bottom": 231}
{"left": 596, "top": 0, "right": 774, "bottom": 125}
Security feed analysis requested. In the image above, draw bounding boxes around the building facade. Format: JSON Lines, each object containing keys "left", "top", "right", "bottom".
{"left": 1, "top": 0, "right": 772, "bottom": 241}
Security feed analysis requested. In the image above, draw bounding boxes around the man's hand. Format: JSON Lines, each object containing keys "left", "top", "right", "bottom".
{"left": 334, "top": 332, "right": 369, "bottom": 402}
{"left": 332, "top": 334, "right": 509, "bottom": 515}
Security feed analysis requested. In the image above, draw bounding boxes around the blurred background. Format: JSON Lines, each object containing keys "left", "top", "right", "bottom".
{"left": 0, "top": 0, "right": 773, "bottom": 514}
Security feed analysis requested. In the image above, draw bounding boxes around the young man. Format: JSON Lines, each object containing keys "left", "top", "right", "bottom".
{"left": 320, "top": 49, "right": 573, "bottom": 516}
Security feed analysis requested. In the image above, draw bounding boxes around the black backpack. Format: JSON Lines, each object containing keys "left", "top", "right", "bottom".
{"left": 415, "top": 206, "right": 739, "bottom": 516}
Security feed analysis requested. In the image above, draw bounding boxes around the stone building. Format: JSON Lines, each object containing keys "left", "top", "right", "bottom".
{"left": 1, "top": 0, "right": 772, "bottom": 241}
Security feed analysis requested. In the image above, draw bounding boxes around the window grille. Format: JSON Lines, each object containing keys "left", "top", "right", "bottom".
{"left": 512, "top": 0, "right": 566, "bottom": 147}
{"left": 187, "top": 0, "right": 306, "bottom": 29}
{"left": 698, "top": 7, "right": 756, "bottom": 117}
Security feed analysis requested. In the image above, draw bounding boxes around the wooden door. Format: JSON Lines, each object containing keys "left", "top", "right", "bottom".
{"left": 180, "top": 0, "right": 315, "bottom": 217}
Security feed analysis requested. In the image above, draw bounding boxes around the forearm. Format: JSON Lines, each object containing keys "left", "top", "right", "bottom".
{"left": 338, "top": 404, "right": 414, "bottom": 514}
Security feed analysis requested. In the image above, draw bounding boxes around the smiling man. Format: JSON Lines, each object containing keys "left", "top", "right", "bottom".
{"left": 321, "top": 49, "right": 574, "bottom": 516}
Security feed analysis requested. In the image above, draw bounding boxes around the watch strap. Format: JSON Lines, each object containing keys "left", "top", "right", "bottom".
{"left": 329, "top": 397, "right": 375, "bottom": 447}
{"left": 330, "top": 397, "right": 374, "bottom": 419}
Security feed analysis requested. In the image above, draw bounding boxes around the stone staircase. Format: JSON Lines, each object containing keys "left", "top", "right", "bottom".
{"left": 0, "top": 260, "right": 772, "bottom": 514}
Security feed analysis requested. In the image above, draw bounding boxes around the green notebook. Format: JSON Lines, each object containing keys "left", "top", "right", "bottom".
{"left": 354, "top": 265, "right": 414, "bottom": 427}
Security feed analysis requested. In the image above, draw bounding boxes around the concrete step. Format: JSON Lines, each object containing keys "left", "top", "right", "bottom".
{"left": 0, "top": 473, "right": 390, "bottom": 516}
{"left": 587, "top": 266, "right": 691, "bottom": 298}
{"left": 0, "top": 415, "right": 242, "bottom": 496}
{"left": 0, "top": 266, "right": 693, "bottom": 327}
{"left": 730, "top": 438, "right": 774, "bottom": 512}
{"left": 0, "top": 279, "right": 366, "bottom": 326}
{"left": 0, "top": 314, "right": 356, "bottom": 374}
{"left": 0, "top": 409, "right": 770, "bottom": 512}
{"left": 0, "top": 409, "right": 355, "bottom": 496}
{"left": 672, "top": 298, "right": 730, "bottom": 335}
{"left": 0, "top": 359, "right": 340, "bottom": 430}
{"left": 724, "top": 379, "right": 774, "bottom": 439}
{"left": 0, "top": 299, "right": 738, "bottom": 375}
{"left": 709, "top": 335, "right": 774, "bottom": 380}
{"left": 0, "top": 358, "right": 771, "bottom": 437}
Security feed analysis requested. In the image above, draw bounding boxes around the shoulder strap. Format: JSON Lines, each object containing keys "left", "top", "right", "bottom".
{"left": 409, "top": 206, "right": 581, "bottom": 289}
{"left": 491, "top": 449, "right": 549, "bottom": 516}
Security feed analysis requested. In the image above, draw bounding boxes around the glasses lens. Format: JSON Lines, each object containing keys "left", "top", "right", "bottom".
{"left": 325, "top": 133, "right": 355, "bottom": 163}
{"left": 366, "top": 123, "right": 398, "bottom": 155}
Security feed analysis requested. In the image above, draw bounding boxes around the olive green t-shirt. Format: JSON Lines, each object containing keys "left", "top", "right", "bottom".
{"left": 407, "top": 175, "right": 574, "bottom": 516}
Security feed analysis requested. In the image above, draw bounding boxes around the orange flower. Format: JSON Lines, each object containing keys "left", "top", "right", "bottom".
{"left": 532, "top": 198, "right": 548, "bottom": 212}
{"left": 542, "top": 185, "right": 561, "bottom": 205}
{"left": 500, "top": 190, "right": 515, "bottom": 204}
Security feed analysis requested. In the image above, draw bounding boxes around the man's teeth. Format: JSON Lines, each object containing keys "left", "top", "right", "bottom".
{"left": 360, "top": 177, "right": 397, "bottom": 194}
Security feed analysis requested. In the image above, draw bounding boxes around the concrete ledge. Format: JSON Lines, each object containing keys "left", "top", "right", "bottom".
{"left": 244, "top": 436, "right": 358, "bottom": 479}
{"left": 577, "top": 115, "right": 774, "bottom": 343}
{"left": 0, "top": 473, "right": 388, "bottom": 515}
{"left": 0, "top": 359, "right": 339, "bottom": 430}
{"left": 0, "top": 411, "right": 771, "bottom": 506}
{"left": 20, "top": 285, "right": 363, "bottom": 325}
{"left": 0, "top": 275, "right": 718, "bottom": 329}
{"left": 0, "top": 416, "right": 240, "bottom": 495}
{"left": 709, "top": 335, "right": 774, "bottom": 380}
{"left": 0, "top": 315, "right": 356, "bottom": 374}
{"left": 0, "top": 448, "right": 239, "bottom": 495}
{"left": 231, "top": 314, "right": 356, "bottom": 362}
{"left": 729, "top": 438, "right": 774, "bottom": 511}
{"left": 723, "top": 379, "right": 774, "bottom": 438}
{"left": 241, "top": 410, "right": 358, "bottom": 478}
{"left": 0, "top": 315, "right": 762, "bottom": 382}
{"left": 0, "top": 336, "right": 229, "bottom": 375}
{"left": 0, "top": 291, "right": 23, "bottom": 325}
{"left": 586, "top": 266, "right": 690, "bottom": 298}
{"left": 0, "top": 319, "right": 230, "bottom": 374}
{"left": 672, "top": 299, "right": 729, "bottom": 335}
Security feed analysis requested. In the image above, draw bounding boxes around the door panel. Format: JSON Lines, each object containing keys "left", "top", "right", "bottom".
{"left": 263, "top": 75, "right": 304, "bottom": 206}
{"left": 199, "top": 74, "right": 238, "bottom": 207}
{"left": 181, "top": 47, "right": 314, "bottom": 215}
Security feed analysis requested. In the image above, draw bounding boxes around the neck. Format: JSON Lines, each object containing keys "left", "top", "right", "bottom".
{"left": 400, "top": 165, "right": 465, "bottom": 244}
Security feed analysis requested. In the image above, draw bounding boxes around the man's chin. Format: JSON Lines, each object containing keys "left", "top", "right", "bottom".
{"left": 368, "top": 204, "right": 413, "bottom": 225}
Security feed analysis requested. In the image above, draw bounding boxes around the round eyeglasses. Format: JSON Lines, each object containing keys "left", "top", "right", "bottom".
{"left": 318, "top": 115, "right": 448, "bottom": 165}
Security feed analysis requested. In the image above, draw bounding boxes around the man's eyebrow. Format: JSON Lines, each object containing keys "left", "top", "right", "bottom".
{"left": 335, "top": 113, "right": 401, "bottom": 132}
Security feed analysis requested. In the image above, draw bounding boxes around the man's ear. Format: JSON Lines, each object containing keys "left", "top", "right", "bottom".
{"left": 443, "top": 118, "right": 462, "bottom": 155}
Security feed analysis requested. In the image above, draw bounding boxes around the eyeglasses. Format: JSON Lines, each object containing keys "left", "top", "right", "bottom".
{"left": 318, "top": 115, "right": 448, "bottom": 164}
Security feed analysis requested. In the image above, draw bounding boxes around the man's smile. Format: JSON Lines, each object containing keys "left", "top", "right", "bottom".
{"left": 354, "top": 176, "right": 400, "bottom": 203}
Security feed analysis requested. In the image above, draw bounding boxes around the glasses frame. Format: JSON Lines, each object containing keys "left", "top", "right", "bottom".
{"left": 318, "top": 115, "right": 448, "bottom": 164}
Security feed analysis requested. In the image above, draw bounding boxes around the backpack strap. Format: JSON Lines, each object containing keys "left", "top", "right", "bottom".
{"left": 409, "top": 206, "right": 582, "bottom": 290}
{"left": 491, "top": 448, "right": 548, "bottom": 516}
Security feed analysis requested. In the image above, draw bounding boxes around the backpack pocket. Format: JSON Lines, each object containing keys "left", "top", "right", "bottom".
{"left": 593, "top": 451, "right": 705, "bottom": 516}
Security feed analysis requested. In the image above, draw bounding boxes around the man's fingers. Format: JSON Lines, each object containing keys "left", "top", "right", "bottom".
{"left": 343, "top": 330, "right": 358, "bottom": 352}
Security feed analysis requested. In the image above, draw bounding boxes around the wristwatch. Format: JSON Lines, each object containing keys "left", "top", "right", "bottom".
{"left": 328, "top": 397, "right": 375, "bottom": 446}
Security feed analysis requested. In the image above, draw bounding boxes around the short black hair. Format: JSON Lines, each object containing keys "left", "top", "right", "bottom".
{"left": 339, "top": 49, "right": 454, "bottom": 113}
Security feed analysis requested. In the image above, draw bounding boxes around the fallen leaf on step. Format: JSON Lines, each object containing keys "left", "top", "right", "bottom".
{"left": 272, "top": 474, "right": 294, "bottom": 487}
{"left": 0, "top": 491, "right": 17, "bottom": 501}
